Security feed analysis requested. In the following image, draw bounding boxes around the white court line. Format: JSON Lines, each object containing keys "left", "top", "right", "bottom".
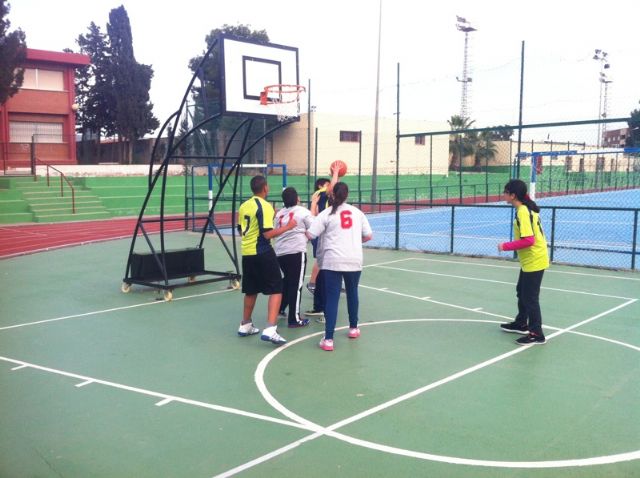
{"left": 218, "top": 298, "right": 638, "bottom": 476}
{"left": 359, "top": 284, "right": 512, "bottom": 321}
{"left": 408, "top": 256, "right": 640, "bottom": 282}
{"left": 0, "top": 355, "right": 308, "bottom": 431}
{"left": 545, "top": 299, "right": 638, "bottom": 340}
{"left": 11, "top": 364, "right": 28, "bottom": 371}
{"left": 374, "top": 265, "right": 636, "bottom": 300}
{"left": 303, "top": 258, "right": 417, "bottom": 280}
{"left": 0, "top": 288, "right": 235, "bottom": 332}
{"left": 363, "top": 258, "right": 416, "bottom": 268}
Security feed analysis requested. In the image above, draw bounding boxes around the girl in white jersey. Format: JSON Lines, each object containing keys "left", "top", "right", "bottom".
{"left": 306, "top": 182, "right": 373, "bottom": 351}
{"left": 274, "top": 187, "right": 314, "bottom": 328}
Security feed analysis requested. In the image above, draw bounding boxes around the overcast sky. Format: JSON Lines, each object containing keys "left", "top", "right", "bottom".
{"left": 9, "top": 0, "right": 640, "bottom": 137}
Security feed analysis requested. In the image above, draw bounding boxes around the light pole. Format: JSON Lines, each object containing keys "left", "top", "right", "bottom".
{"left": 592, "top": 49, "right": 610, "bottom": 148}
{"left": 456, "top": 16, "right": 477, "bottom": 120}
{"left": 601, "top": 74, "right": 613, "bottom": 144}
{"left": 370, "top": 0, "right": 382, "bottom": 204}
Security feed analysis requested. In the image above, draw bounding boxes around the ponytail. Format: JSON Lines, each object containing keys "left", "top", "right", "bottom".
{"left": 330, "top": 182, "right": 349, "bottom": 215}
{"left": 522, "top": 193, "right": 540, "bottom": 213}
{"left": 503, "top": 179, "right": 540, "bottom": 213}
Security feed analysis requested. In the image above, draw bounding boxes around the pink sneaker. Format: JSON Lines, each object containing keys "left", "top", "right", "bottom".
{"left": 319, "top": 338, "right": 334, "bottom": 351}
{"left": 348, "top": 328, "right": 360, "bottom": 339}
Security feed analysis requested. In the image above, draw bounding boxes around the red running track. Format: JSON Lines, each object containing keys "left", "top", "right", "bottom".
{"left": 0, "top": 214, "right": 233, "bottom": 259}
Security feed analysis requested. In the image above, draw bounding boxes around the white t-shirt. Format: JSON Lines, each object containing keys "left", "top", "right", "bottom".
{"left": 307, "top": 203, "right": 372, "bottom": 271}
{"left": 274, "top": 205, "right": 313, "bottom": 256}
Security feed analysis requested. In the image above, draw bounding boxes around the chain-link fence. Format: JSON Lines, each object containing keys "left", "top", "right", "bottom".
{"left": 352, "top": 120, "right": 640, "bottom": 270}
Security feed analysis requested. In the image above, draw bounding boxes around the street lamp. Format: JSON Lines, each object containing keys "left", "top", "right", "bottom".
{"left": 593, "top": 49, "right": 610, "bottom": 148}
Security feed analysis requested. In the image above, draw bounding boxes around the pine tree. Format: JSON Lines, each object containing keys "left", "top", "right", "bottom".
{"left": 0, "top": 0, "right": 27, "bottom": 104}
{"left": 106, "top": 5, "right": 158, "bottom": 163}
{"left": 76, "top": 22, "right": 114, "bottom": 161}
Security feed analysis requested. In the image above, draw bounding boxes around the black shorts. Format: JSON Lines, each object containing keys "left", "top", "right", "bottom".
{"left": 241, "top": 249, "right": 283, "bottom": 295}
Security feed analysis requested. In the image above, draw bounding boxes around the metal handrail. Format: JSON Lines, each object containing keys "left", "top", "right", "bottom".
{"left": 34, "top": 158, "right": 76, "bottom": 214}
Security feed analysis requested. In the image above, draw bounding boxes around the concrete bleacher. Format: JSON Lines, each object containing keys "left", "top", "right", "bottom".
{"left": 0, "top": 165, "right": 185, "bottom": 224}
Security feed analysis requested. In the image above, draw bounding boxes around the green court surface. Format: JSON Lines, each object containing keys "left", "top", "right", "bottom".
{"left": 1, "top": 232, "right": 639, "bottom": 477}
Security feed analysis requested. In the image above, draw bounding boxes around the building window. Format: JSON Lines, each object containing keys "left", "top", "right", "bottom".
{"left": 339, "top": 131, "right": 361, "bottom": 142}
{"left": 9, "top": 122, "right": 63, "bottom": 143}
{"left": 415, "top": 136, "right": 425, "bottom": 146}
{"left": 20, "top": 68, "right": 64, "bottom": 91}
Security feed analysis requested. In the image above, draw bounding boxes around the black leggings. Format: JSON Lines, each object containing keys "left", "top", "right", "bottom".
{"left": 515, "top": 269, "right": 545, "bottom": 337}
{"left": 277, "top": 252, "right": 307, "bottom": 325}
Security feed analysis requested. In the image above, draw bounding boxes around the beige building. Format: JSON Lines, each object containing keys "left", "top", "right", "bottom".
{"left": 271, "top": 113, "right": 450, "bottom": 176}
{"left": 490, "top": 140, "right": 633, "bottom": 173}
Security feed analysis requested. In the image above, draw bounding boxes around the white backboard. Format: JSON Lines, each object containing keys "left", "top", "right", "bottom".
{"left": 220, "top": 36, "right": 300, "bottom": 119}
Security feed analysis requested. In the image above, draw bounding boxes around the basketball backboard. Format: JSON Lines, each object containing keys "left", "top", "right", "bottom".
{"left": 219, "top": 35, "right": 301, "bottom": 119}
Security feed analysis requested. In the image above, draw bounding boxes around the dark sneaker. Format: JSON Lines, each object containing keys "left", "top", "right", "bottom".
{"left": 500, "top": 321, "right": 529, "bottom": 335}
{"left": 516, "top": 333, "right": 546, "bottom": 346}
{"left": 305, "top": 309, "right": 324, "bottom": 316}
{"left": 288, "top": 318, "right": 310, "bottom": 328}
{"left": 306, "top": 283, "right": 315, "bottom": 294}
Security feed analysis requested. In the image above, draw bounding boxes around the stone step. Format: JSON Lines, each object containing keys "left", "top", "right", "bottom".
{"left": 34, "top": 211, "right": 112, "bottom": 223}
{"left": 0, "top": 199, "right": 31, "bottom": 213}
{"left": 27, "top": 198, "right": 103, "bottom": 207}
{"left": 0, "top": 211, "right": 34, "bottom": 223}
{"left": 30, "top": 204, "right": 108, "bottom": 214}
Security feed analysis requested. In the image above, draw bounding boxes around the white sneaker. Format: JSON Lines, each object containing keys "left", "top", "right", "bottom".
{"left": 261, "top": 330, "right": 287, "bottom": 346}
{"left": 237, "top": 322, "right": 260, "bottom": 337}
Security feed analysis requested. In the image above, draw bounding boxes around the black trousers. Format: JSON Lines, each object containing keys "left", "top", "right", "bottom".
{"left": 515, "top": 269, "right": 545, "bottom": 337}
{"left": 277, "top": 252, "right": 307, "bottom": 325}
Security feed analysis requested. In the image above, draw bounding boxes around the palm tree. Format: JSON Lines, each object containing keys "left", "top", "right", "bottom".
{"left": 475, "top": 131, "right": 498, "bottom": 170}
{"left": 448, "top": 115, "right": 476, "bottom": 171}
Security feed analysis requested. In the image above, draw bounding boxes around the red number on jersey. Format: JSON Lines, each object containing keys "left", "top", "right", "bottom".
{"left": 278, "top": 211, "right": 295, "bottom": 228}
{"left": 340, "top": 210, "right": 353, "bottom": 229}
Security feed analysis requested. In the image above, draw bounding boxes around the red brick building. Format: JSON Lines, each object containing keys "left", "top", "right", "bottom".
{"left": 0, "top": 48, "right": 90, "bottom": 171}
{"left": 603, "top": 128, "right": 629, "bottom": 148}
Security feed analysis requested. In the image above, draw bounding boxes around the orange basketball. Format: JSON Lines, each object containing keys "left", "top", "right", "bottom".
{"left": 330, "top": 160, "right": 347, "bottom": 177}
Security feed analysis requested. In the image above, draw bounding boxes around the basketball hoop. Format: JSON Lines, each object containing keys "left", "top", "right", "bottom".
{"left": 260, "top": 84, "right": 306, "bottom": 122}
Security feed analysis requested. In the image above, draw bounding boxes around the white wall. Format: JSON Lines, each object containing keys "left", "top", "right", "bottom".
{"left": 272, "top": 113, "right": 449, "bottom": 176}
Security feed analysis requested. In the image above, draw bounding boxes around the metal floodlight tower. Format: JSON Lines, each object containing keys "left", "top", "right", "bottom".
{"left": 456, "top": 15, "right": 477, "bottom": 120}
{"left": 601, "top": 72, "right": 613, "bottom": 144}
{"left": 593, "top": 49, "right": 611, "bottom": 147}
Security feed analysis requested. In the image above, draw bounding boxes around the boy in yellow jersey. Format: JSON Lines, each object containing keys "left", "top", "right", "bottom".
{"left": 498, "top": 179, "right": 550, "bottom": 345}
{"left": 237, "top": 176, "right": 297, "bottom": 345}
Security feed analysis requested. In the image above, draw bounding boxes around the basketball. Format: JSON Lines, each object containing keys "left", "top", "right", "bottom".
{"left": 330, "top": 160, "right": 347, "bottom": 177}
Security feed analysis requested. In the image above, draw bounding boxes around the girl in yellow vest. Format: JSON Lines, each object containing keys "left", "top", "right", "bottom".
{"left": 498, "top": 179, "right": 549, "bottom": 345}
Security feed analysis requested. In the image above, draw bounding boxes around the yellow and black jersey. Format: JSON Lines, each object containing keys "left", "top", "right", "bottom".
{"left": 514, "top": 205, "right": 549, "bottom": 272}
{"left": 316, "top": 186, "right": 330, "bottom": 213}
{"left": 238, "top": 196, "right": 275, "bottom": 256}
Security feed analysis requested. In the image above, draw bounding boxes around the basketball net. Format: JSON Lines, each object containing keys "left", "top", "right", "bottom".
{"left": 260, "top": 84, "right": 306, "bottom": 122}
